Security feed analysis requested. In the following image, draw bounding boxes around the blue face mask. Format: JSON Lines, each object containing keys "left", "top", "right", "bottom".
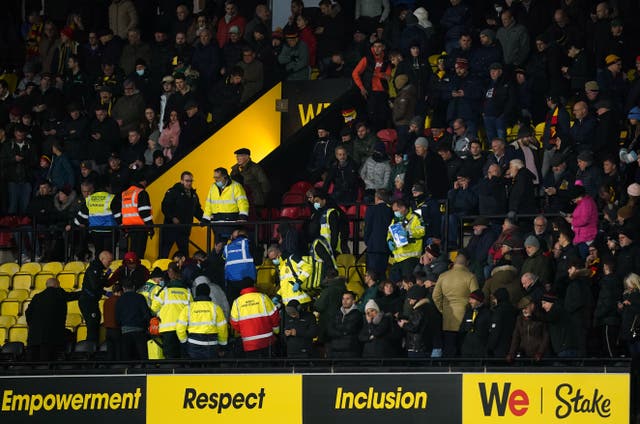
{"left": 272, "top": 258, "right": 280, "bottom": 265}
{"left": 313, "top": 202, "right": 321, "bottom": 210}
{"left": 394, "top": 211, "right": 404, "bottom": 219}
{"left": 136, "top": 69, "right": 144, "bottom": 76}
{"left": 216, "top": 181, "right": 225, "bottom": 189}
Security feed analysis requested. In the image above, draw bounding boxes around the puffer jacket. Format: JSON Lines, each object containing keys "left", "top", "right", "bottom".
{"left": 359, "top": 312, "right": 396, "bottom": 358}
{"left": 483, "top": 265, "right": 522, "bottom": 308}
{"left": 327, "top": 305, "right": 363, "bottom": 357}
{"left": 360, "top": 155, "right": 391, "bottom": 190}
{"left": 403, "top": 297, "right": 439, "bottom": 353}
{"left": 508, "top": 313, "right": 549, "bottom": 357}
{"left": 571, "top": 195, "right": 598, "bottom": 243}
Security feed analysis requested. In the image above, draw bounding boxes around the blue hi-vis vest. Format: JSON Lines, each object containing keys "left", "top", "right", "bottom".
{"left": 87, "top": 192, "right": 116, "bottom": 229}
{"left": 223, "top": 237, "right": 257, "bottom": 281}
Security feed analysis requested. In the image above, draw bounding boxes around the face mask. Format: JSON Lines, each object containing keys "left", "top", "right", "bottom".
{"left": 495, "top": 6, "right": 503, "bottom": 12}
{"left": 272, "top": 258, "right": 280, "bottom": 265}
{"left": 394, "top": 211, "right": 403, "bottom": 219}
{"left": 216, "top": 181, "right": 225, "bottom": 188}
{"left": 313, "top": 202, "right": 321, "bottom": 210}
{"left": 136, "top": 69, "right": 144, "bottom": 76}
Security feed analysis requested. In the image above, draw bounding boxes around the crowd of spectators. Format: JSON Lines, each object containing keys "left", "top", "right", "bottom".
{"left": 5, "top": 0, "right": 640, "bottom": 361}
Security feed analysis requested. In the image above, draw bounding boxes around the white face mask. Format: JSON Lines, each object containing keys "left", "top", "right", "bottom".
{"left": 495, "top": 6, "right": 503, "bottom": 12}
{"left": 136, "top": 69, "right": 144, "bottom": 76}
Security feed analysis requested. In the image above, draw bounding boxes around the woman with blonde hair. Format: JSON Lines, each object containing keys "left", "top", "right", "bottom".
{"left": 620, "top": 273, "right": 640, "bottom": 355}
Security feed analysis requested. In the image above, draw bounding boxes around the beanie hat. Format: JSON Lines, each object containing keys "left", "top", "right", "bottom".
{"left": 414, "top": 137, "right": 429, "bottom": 148}
{"left": 365, "top": 299, "right": 380, "bottom": 312}
{"left": 407, "top": 285, "right": 428, "bottom": 300}
{"left": 480, "top": 28, "right": 495, "bottom": 42}
{"left": 410, "top": 115, "right": 424, "bottom": 128}
{"left": 628, "top": 107, "right": 640, "bottom": 121}
{"left": 524, "top": 235, "right": 540, "bottom": 249}
{"left": 424, "top": 243, "right": 441, "bottom": 258}
{"left": 195, "top": 283, "right": 210, "bottom": 297}
{"left": 60, "top": 26, "right": 74, "bottom": 39}
{"left": 149, "top": 267, "right": 164, "bottom": 279}
{"left": 469, "top": 289, "right": 485, "bottom": 303}
{"left": 542, "top": 293, "right": 558, "bottom": 303}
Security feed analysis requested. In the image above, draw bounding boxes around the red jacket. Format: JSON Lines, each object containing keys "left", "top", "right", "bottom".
{"left": 230, "top": 287, "right": 280, "bottom": 351}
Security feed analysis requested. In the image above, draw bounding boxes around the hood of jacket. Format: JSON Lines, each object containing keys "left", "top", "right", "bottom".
{"left": 490, "top": 264, "right": 518, "bottom": 277}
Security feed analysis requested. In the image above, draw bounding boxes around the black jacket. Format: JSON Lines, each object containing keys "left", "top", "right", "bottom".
{"left": 594, "top": 274, "right": 623, "bottom": 327}
{"left": 175, "top": 112, "right": 209, "bottom": 159}
{"left": 402, "top": 297, "right": 439, "bottom": 354}
{"left": 544, "top": 303, "right": 580, "bottom": 355}
{"left": 508, "top": 168, "right": 537, "bottom": 214}
{"left": 359, "top": 313, "right": 396, "bottom": 358}
{"left": 284, "top": 310, "right": 319, "bottom": 357}
{"left": 115, "top": 290, "right": 151, "bottom": 329}
{"left": 161, "top": 182, "right": 204, "bottom": 226}
{"left": 327, "top": 306, "right": 363, "bottom": 357}
{"left": 26, "top": 286, "right": 80, "bottom": 346}
{"left": 80, "top": 259, "right": 111, "bottom": 298}
{"left": 459, "top": 303, "right": 491, "bottom": 357}
{"left": 487, "top": 291, "right": 517, "bottom": 357}
{"left": 616, "top": 243, "right": 640, "bottom": 281}
{"left": 363, "top": 203, "right": 393, "bottom": 255}
{"left": 404, "top": 151, "right": 449, "bottom": 199}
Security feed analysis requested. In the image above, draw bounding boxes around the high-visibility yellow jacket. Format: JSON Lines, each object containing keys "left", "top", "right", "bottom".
{"left": 386, "top": 210, "right": 425, "bottom": 263}
{"left": 203, "top": 180, "right": 249, "bottom": 219}
{"left": 137, "top": 280, "right": 163, "bottom": 308}
{"left": 277, "top": 255, "right": 312, "bottom": 304}
{"left": 320, "top": 207, "right": 343, "bottom": 254}
{"left": 150, "top": 281, "right": 192, "bottom": 333}
{"left": 230, "top": 287, "right": 280, "bottom": 352}
{"left": 176, "top": 299, "right": 228, "bottom": 346}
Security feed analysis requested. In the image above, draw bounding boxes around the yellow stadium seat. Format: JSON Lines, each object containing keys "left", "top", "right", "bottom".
{"left": 98, "top": 299, "right": 105, "bottom": 316}
{"left": 152, "top": 258, "right": 172, "bottom": 271}
{"left": 12, "top": 273, "right": 33, "bottom": 290}
{"left": 66, "top": 313, "right": 83, "bottom": 328}
{"left": 0, "top": 289, "right": 7, "bottom": 302}
{"left": 34, "top": 272, "right": 54, "bottom": 290}
{"left": 21, "top": 300, "right": 30, "bottom": 314}
{"left": 336, "top": 254, "right": 356, "bottom": 269}
{"left": 68, "top": 300, "right": 81, "bottom": 315}
{"left": 256, "top": 266, "right": 277, "bottom": 297}
{"left": 449, "top": 251, "right": 458, "bottom": 262}
{"left": 78, "top": 271, "right": 85, "bottom": 284}
{"left": 57, "top": 272, "right": 77, "bottom": 291}
{"left": 0, "top": 263, "right": 19, "bottom": 275}
{"left": 42, "top": 261, "right": 63, "bottom": 274}
{"left": 76, "top": 324, "right": 87, "bottom": 342}
{"left": 63, "top": 261, "right": 85, "bottom": 273}
{"left": 0, "top": 327, "right": 7, "bottom": 344}
{"left": 110, "top": 260, "right": 122, "bottom": 271}
{"left": 19, "top": 262, "right": 41, "bottom": 274}
{"left": 534, "top": 122, "right": 545, "bottom": 139}
{"left": 0, "top": 275, "right": 10, "bottom": 291}
{"left": 7, "top": 289, "right": 29, "bottom": 302}
{"left": 347, "top": 264, "right": 366, "bottom": 285}
{"left": 0, "top": 315, "right": 17, "bottom": 328}
{"left": 28, "top": 289, "right": 42, "bottom": 299}
{"left": 8, "top": 326, "right": 28, "bottom": 344}
{"left": 140, "top": 259, "right": 151, "bottom": 269}
{"left": 16, "top": 313, "right": 27, "bottom": 325}
{"left": 0, "top": 300, "right": 22, "bottom": 317}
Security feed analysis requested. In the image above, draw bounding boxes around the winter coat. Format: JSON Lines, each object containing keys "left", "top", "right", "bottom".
{"left": 353, "top": 133, "right": 377, "bottom": 168}
{"left": 616, "top": 243, "right": 640, "bottom": 281}
{"left": 404, "top": 151, "right": 449, "bottom": 199}
{"left": 571, "top": 195, "right": 598, "bottom": 243}
{"left": 364, "top": 202, "right": 393, "bottom": 255}
{"left": 327, "top": 305, "right": 363, "bottom": 357}
{"left": 324, "top": 158, "right": 359, "bottom": 203}
{"left": 447, "top": 187, "right": 478, "bottom": 215}
{"left": 231, "top": 160, "right": 270, "bottom": 207}
{"left": 237, "top": 59, "right": 264, "bottom": 103}
{"left": 6, "top": 140, "right": 35, "bottom": 183}
{"left": 432, "top": 264, "right": 479, "bottom": 331}
{"left": 278, "top": 41, "right": 310, "bottom": 81}
{"left": 487, "top": 293, "right": 517, "bottom": 357}
{"left": 112, "top": 93, "right": 145, "bottom": 138}
{"left": 575, "top": 165, "right": 603, "bottom": 201}
{"left": 594, "top": 274, "right": 622, "bottom": 327}
{"left": 359, "top": 313, "right": 396, "bottom": 358}
{"left": 542, "top": 167, "right": 575, "bottom": 213}
{"left": 445, "top": 73, "right": 483, "bottom": 124}
{"left": 483, "top": 75, "right": 516, "bottom": 122}
{"left": 459, "top": 304, "right": 491, "bottom": 357}
{"left": 483, "top": 265, "right": 522, "bottom": 308}
{"left": 470, "top": 44, "right": 503, "bottom": 81}
{"left": 496, "top": 22, "right": 530, "bottom": 66}
{"left": 26, "top": 286, "right": 80, "bottom": 346}
{"left": 544, "top": 303, "right": 580, "bottom": 354}
{"left": 569, "top": 115, "right": 597, "bottom": 148}
{"left": 564, "top": 269, "right": 594, "bottom": 333}
{"left": 508, "top": 168, "right": 537, "bottom": 214}
{"left": 620, "top": 291, "right": 640, "bottom": 342}
{"left": 375, "top": 289, "right": 404, "bottom": 317}
{"left": 284, "top": 310, "right": 319, "bottom": 357}
{"left": 475, "top": 177, "right": 508, "bottom": 215}
{"left": 392, "top": 84, "right": 417, "bottom": 126}
{"left": 360, "top": 156, "right": 391, "bottom": 190}
{"left": 314, "top": 278, "right": 347, "bottom": 343}
{"left": 508, "top": 314, "right": 549, "bottom": 357}
{"left": 520, "top": 250, "right": 554, "bottom": 286}
{"left": 175, "top": 112, "right": 209, "bottom": 160}
{"left": 62, "top": 115, "right": 90, "bottom": 161}
{"left": 109, "top": 0, "right": 138, "bottom": 40}
{"left": 191, "top": 41, "right": 222, "bottom": 84}
{"left": 120, "top": 42, "right": 151, "bottom": 75}
{"left": 161, "top": 182, "right": 204, "bottom": 225}
{"left": 403, "top": 297, "right": 439, "bottom": 353}
{"left": 48, "top": 153, "right": 75, "bottom": 190}
{"left": 440, "top": 3, "right": 471, "bottom": 44}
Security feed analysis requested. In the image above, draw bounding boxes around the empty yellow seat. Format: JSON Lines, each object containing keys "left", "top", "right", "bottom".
{"left": 68, "top": 300, "right": 81, "bottom": 315}
{"left": 63, "top": 261, "right": 85, "bottom": 273}
{"left": 109, "top": 260, "right": 122, "bottom": 271}
{"left": 19, "top": 262, "right": 41, "bottom": 274}
{"left": 66, "top": 313, "right": 83, "bottom": 328}
{"left": 0, "top": 300, "right": 22, "bottom": 317}
{"left": 152, "top": 258, "right": 172, "bottom": 271}
{"left": 34, "top": 272, "right": 54, "bottom": 290}
{"left": 8, "top": 326, "right": 28, "bottom": 344}
{"left": 76, "top": 324, "right": 87, "bottom": 342}
{"left": 0, "top": 263, "right": 19, "bottom": 276}
{"left": 57, "top": 272, "right": 77, "bottom": 291}
{"left": 0, "top": 327, "right": 7, "bottom": 344}
{"left": 7, "top": 289, "right": 29, "bottom": 302}
{"left": 0, "top": 315, "right": 17, "bottom": 328}
{"left": 42, "top": 261, "right": 64, "bottom": 274}
{"left": 140, "top": 259, "right": 151, "bottom": 269}
{"left": 0, "top": 289, "right": 7, "bottom": 302}
{"left": 0, "top": 275, "right": 10, "bottom": 291}
{"left": 12, "top": 273, "right": 33, "bottom": 290}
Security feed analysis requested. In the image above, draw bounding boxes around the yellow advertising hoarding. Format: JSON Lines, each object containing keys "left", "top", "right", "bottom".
{"left": 146, "top": 374, "right": 302, "bottom": 423}
{"left": 463, "top": 373, "right": 629, "bottom": 424}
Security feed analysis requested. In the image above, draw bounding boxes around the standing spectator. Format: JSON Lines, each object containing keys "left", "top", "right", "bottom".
{"left": 432, "top": 251, "right": 479, "bottom": 356}
{"left": 364, "top": 189, "right": 393, "bottom": 277}
{"left": 404, "top": 137, "right": 448, "bottom": 200}
{"left": 615, "top": 226, "right": 640, "bottom": 282}
{"left": 103, "top": 283, "right": 123, "bottom": 360}
{"left": 487, "top": 288, "right": 516, "bottom": 358}
{"left": 119, "top": 28, "right": 151, "bottom": 76}
{"left": 38, "top": 21, "right": 59, "bottom": 74}
{"left": 507, "top": 159, "right": 538, "bottom": 215}
{"left": 392, "top": 74, "right": 417, "bottom": 137}
{"left": 360, "top": 143, "right": 391, "bottom": 202}
{"left": 566, "top": 185, "right": 598, "bottom": 258}
{"left": 352, "top": 40, "right": 392, "bottom": 129}
{"left": 521, "top": 235, "right": 554, "bottom": 285}
{"left": 48, "top": 140, "right": 75, "bottom": 191}
{"left": 296, "top": 15, "right": 316, "bottom": 68}
{"left": 230, "top": 148, "right": 270, "bottom": 209}
{"left": 593, "top": 258, "right": 622, "bottom": 357}
{"left": 108, "top": 251, "right": 150, "bottom": 290}
{"left": 209, "top": 69, "right": 245, "bottom": 127}
{"left": 315, "top": 0, "right": 343, "bottom": 67}
{"left": 313, "top": 274, "right": 346, "bottom": 344}
{"left": 387, "top": 198, "right": 425, "bottom": 282}
{"left": 160, "top": 171, "right": 204, "bottom": 258}
{"left": 245, "top": 4, "right": 272, "bottom": 45}
{"left": 620, "top": 273, "right": 640, "bottom": 355}
{"left": 279, "top": 28, "right": 310, "bottom": 81}
{"left": 112, "top": 79, "right": 145, "bottom": 139}
{"left": 440, "top": 0, "right": 471, "bottom": 53}
{"left": 327, "top": 291, "right": 363, "bottom": 358}
{"left": 26, "top": 278, "right": 80, "bottom": 361}
{"left": 158, "top": 109, "right": 181, "bottom": 160}
{"left": 151, "top": 263, "right": 192, "bottom": 359}
{"left": 542, "top": 154, "right": 575, "bottom": 213}
{"left": 236, "top": 46, "right": 264, "bottom": 103}
{"left": 483, "top": 62, "right": 516, "bottom": 141}
{"left": 217, "top": 0, "right": 247, "bottom": 48}
{"left": 115, "top": 278, "right": 149, "bottom": 359}
{"left": 230, "top": 280, "right": 280, "bottom": 358}
{"left": 176, "top": 283, "right": 228, "bottom": 359}
{"left": 397, "top": 285, "right": 439, "bottom": 358}
{"left": 308, "top": 126, "right": 337, "bottom": 180}
{"left": 446, "top": 58, "right": 482, "bottom": 135}
{"left": 483, "top": 260, "right": 522, "bottom": 308}
{"left": 109, "top": 0, "right": 138, "bottom": 40}
{"left": 79, "top": 251, "right": 114, "bottom": 343}
{"left": 359, "top": 299, "right": 395, "bottom": 358}
{"left": 507, "top": 296, "right": 549, "bottom": 362}
{"left": 541, "top": 293, "right": 580, "bottom": 357}
{"left": 575, "top": 150, "right": 603, "bottom": 199}
{"left": 459, "top": 289, "right": 491, "bottom": 357}
{"left": 5, "top": 125, "right": 35, "bottom": 215}
{"left": 283, "top": 299, "right": 319, "bottom": 358}
{"left": 496, "top": 9, "right": 529, "bottom": 67}
{"left": 323, "top": 145, "right": 360, "bottom": 204}
{"left": 191, "top": 29, "right": 222, "bottom": 92}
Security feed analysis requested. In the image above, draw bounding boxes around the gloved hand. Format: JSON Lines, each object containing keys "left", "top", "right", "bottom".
{"left": 388, "top": 240, "right": 396, "bottom": 251}
{"left": 271, "top": 296, "right": 281, "bottom": 308}
{"left": 292, "top": 282, "right": 301, "bottom": 292}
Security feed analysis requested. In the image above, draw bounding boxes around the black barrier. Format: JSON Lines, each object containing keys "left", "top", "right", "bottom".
{"left": 303, "top": 374, "right": 462, "bottom": 424}
{"left": 0, "top": 375, "right": 146, "bottom": 424}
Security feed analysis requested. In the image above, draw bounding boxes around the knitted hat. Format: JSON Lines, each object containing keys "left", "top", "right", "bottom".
{"left": 414, "top": 137, "right": 429, "bottom": 148}
{"left": 524, "top": 235, "right": 540, "bottom": 249}
{"left": 541, "top": 293, "right": 558, "bottom": 303}
{"left": 469, "top": 289, "right": 485, "bottom": 303}
{"left": 480, "top": 28, "right": 495, "bottom": 42}
{"left": 149, "top": 267, "right": 164, "bottom": 279}
{"left": 424, "top": 243, "right": 441, "bottom": 258}
{"left": 195, "top": 283, "right": 210, "bottom": 297}
{"left": 407, "top": 285, "right": 428, "bottom": 300}
{"left": 365, "top": 299, "right": 380, "bottom": 312}
{"left": 628, "top": 107, "right": 640, "bottom": 121}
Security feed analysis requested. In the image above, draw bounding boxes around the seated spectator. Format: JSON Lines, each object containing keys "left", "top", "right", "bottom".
{"left": 158, "top": 109, "right": 180, "bottom": 161}
{"left": 359, "top": 299, "right": 396, "bottom": 358}
{"left": 108, "top": 251, "right": 150, "bottom": 290}
{"left": 327, "top": 291, "right": 363, "bottom": 358}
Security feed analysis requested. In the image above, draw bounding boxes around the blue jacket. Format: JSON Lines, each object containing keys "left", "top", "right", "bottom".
{"left": 223, "top": 236, "right": 257, "bottom": 281}
{"left": 48, "top": 153, "right": 75, "bottom": 190}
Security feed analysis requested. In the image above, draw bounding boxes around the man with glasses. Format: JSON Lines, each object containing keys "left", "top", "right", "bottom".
{"left": 160, "top": 171, "right": 204, "bottom": 258}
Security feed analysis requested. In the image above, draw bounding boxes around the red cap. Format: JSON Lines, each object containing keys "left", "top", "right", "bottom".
{"left": 60, "top": 26, "right": 74, "bottom": 39}
{"left": 123, "top": 251, "right": 139, "bottom": 263}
